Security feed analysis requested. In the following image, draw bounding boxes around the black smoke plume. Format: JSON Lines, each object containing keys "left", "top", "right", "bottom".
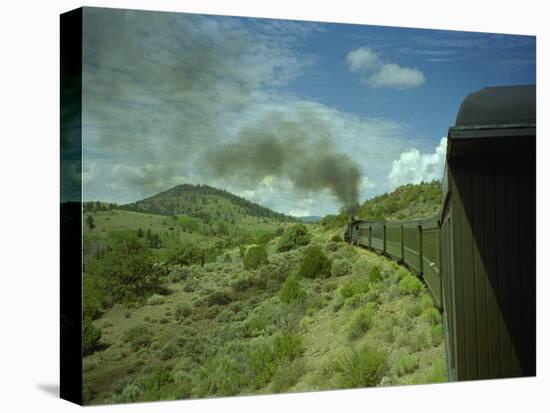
{"left": 204, "top": 111, "right": 362, "bottom": 212}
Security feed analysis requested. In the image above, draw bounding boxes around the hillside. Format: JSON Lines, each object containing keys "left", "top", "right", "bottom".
{"left": 320, "top": 181, "right": 442, "bottom": 232}
{"left": 357, "top": 180, "right": 441, "bottom": 222}
{"left": 120, "top": 184, "right": 296, "bottom": 224}
{"left": 82, "top": 224, "right": 446, "bottom": 404}
{"left": 81, "top": 181, "right": 447, "bottom": 404}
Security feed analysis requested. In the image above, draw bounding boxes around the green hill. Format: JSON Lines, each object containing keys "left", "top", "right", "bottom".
{"left": 357, "top": 180, "right": 442, "bottom": 222}
{"left": 321, "top": 181, "right": 442, "bottom": 231}
{"left": 119, "top": 184, "right": 295, "bottom": 224}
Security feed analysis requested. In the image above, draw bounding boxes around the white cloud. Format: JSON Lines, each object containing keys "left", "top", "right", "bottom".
{"left": 346, "top": 47, "right": 381, "bottom": 72}
{"left": 366, "top": 63, "right": 425, "bottom": 89}
{"left": 387, "top": 137, "right": 447, "bottom": 189}
{"left": 346, "top": 47, "right": 425, "bottom": 89}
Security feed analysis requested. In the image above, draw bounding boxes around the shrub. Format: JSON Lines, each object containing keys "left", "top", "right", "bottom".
{"left": 351, "top": 257, "right": 372, "bottom": 278}
{"left": 146, "top": 294, "right": 165, "bottom": 306}
{"left": 206, "top": 290, "right": 234, "bottom": 306}
{"left": 119, "top": 384, "right": 141, "bottom": 403}
{"left": 277, "top": 224, "right": 311, "bottom": 252}
{"left": 340, "top": 276, "right": 370, "bottom": 298}
{"left": 331, "top": 234, "right": 344, "bottom": 242}
{"left": 347, "top": 303, "right": 376, "bottom": 340}
{"left": 420, "top": 293, "right": 434, "bottom": 310}
{"left": 331, "top": 258, "right": 352, "bottom": 277}
{"left": 273, "top": 333, "right": 303, "bottom": 361}
{"left": 142, "top": 366, "right": 174, "bottom": 401}
{"left": 123, "top": 325, "right": 153, "bottom": 351}
{"left": 368, "top": 265, "right": 382, "bottom": 284}
{"left": 334, "top": 345, "right": 388, "bottom": 388}
{"left": 246, "top": 343, "right": 277, "bottom": 388}
{"left": 410, "top": 329, "right": 430, "bottom": 352}
{"left": 279, "top": 275, "right": 306, "bottom": 304}
{"left": 197, "top": 355, "right": 246, "bottom": 397}
{"left": 421, "top": 307, "right": 441, "bottom": 326}
{"left": 243, "top": 245, "right": 268, "bottom": 270}
{"left": 175, "top": 303, "right": 192, "bottom": 320}
{"left": 395, "top": 353, "right": 419, "bottom": 377}
{"left": 423, "top": 358, "right": 447, "bottom": 383}
{"left": 88, "top": 232, "right": 166, "bottom": 305}
{"left": 161, "top": 341, "right": 180, "bottom": 361}
{"left": 271, "top": 360, "right": 306, "bottom": 392}
{"left": 83, "top": 316, "right": 102, "bottom": 356}
{"left": 431, "top": 324, "right": 444, "bottom": 346}
{"left": 166, "top": 242, "right": 203, "bottom": 266}
{"left": 297, "top": 246, "right": 332, "bottom": 279}
{"left": 399, "top": 275, "right": 424, "bottom": 296}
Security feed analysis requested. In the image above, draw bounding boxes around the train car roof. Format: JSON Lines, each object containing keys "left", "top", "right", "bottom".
{"left": 447, "top": 84, "right": 535, "bottom": 159}
{"left": 455, "top": 85, "right": 535, "bottom": 128}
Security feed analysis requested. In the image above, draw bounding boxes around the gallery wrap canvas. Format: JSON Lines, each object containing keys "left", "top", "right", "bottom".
{"left": 60, "top": 6, "right": 536, "bottom": 406}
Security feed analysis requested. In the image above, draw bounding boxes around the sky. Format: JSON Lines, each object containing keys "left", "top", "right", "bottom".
{"left": 75, "top": 7, "right": 535, "bottom": 217}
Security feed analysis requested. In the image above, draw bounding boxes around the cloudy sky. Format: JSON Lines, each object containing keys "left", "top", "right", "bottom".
{"left": 77, "top": 7, "right": 535, "bottom": 216}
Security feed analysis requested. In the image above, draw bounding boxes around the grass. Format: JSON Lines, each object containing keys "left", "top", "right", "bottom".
{"left": 82, "top": 218, "right": 447, "bottom": 404}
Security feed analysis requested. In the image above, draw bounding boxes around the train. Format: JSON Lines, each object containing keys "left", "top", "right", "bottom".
{"left": 345, "top": 84, "right": 536, "bottom": 382}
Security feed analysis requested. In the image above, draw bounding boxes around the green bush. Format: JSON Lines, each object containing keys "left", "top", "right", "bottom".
{"left": 277, "top": 224, "right": 311, "bottom": 252}
{"left": 331, "top": 234, "right": 344, "bottom": 242}
{"left": 351, "top": 257, "right": 372, "bottom": 278}
{"left": 271, "top": 360, "right": 306, "bottom": 392}
{"left": 197, "top": 354, "right": 246, "bottom": 397}
{"left": 340, "top": 276, "right": 370, "bottom": 298}
{"left": 175, "top": 303, "right": 192, "bottom": 320}
{"left": 420, "top": 293, "right": 434, "bottom": 310}
{"left": 146, "top": 294, "right": 165, "bottom": 306}
{"left": 273, "top": 333, "right": 303, "bottom": 361}
{"left": 279, "top": 275, "right": 306, "bottom": 304}
{"left": 331, "top": 258, "right": 352, "bottom": 277}
{"left": 83, "top": 316, "right": 102, "bottom": 356}
{"left": 368, "top": 265, "right": 382, "bottom": 284}
{"left": 423, "top": 358, "right": 447, "bottom": 383}
{"left": 123, "top": 325, "right": 153, "bottom": 351}
{"left": 297, "top": 246, "right": 332, "bottom": 279}
{"left": 166, "top": 242, "right": 203, "bottom": 266}
{"left": 347, "top": 303, "right": 376, "bottom": 340}
{"left": 88, "top": 232, "right": 165, "bottom": 305}
{"left": 160, "top": 341, "right": 181, "bottom": 361}
{"left": 243, "top": 245, "right": 268, "bottom": 270}
{"left": 399, "top": 275, "right": 424, "bottom": 296}
{"left": 142, "top": 366, "right": 174, "bottom": 401}
{"left": 246, "top": 343, "right": 277, "bottom": 388}
{"left": 395, "top": 353, "right": 419, "bottom": 377}
{"left": 431, "top": 324, "right": 444, "bottom": 346}
{"left": 334, "top": 344, "right": 388, "bottom": 388}
{"left": 206, "top": 290, "right": 234, "bottom": 306}
{"left": 421, "top": 307, "right": 441, "bottom": 326}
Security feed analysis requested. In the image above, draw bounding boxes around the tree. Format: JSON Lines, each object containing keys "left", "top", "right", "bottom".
{"left": 86, "top": 215, "right": 95, "bottom": 231}
{"left": 137, "top": 228, "right": 144, "bottom": 238}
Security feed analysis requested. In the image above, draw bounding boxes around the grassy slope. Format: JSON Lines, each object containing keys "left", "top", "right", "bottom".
{"left": 356, "top": 180, "right": 442, "bottom": 221}
{"left": 83, "top": 224, "right": 446, "bottom": 404}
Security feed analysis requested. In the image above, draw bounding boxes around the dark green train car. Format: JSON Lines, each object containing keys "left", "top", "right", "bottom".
{"left": 441, "top": 85, "right": 536, "bottom": 381}
{"left": 421, "top": 216, "right": 442, "bottom": 309}
{"left": 403, "top": 221, "right": 422, "bottom": 274}
{"left": 370, "top": 222, "right": 385, "bottom": 253}
{"left": 385, "top": 223, "right": 403, "bottom": 262}
{"left": 356, "top": 221, "right": 371, "bottom": 247}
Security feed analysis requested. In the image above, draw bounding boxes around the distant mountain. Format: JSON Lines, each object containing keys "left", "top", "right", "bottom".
{"left": 356, "top": 180, "right": 442, "bottom": 221}
{"left": 297, "top": 216, "right": 322, "bottom": 223}
{"left": 120, "top": 184, "right": 296, "bottom": 223}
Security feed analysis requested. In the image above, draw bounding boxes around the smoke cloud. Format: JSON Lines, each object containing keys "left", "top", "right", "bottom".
{"left": 204, "top": 111, "right": 362, "bottom": 212}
